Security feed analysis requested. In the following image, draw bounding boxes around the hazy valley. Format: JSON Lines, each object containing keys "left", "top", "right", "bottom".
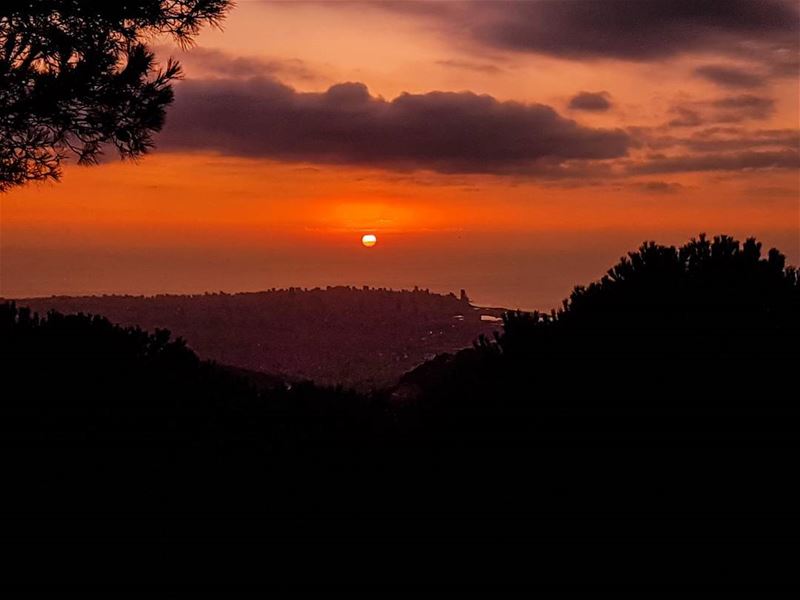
{"left": 10, "top": 286, "right": 506, "bottom": 389}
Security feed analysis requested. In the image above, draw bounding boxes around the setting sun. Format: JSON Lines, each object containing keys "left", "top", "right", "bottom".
{"left": 361, "top": 234, "right": 377, "bottom": 248}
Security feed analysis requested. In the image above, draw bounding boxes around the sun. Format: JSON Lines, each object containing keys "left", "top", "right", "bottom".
{"left": 361, "top": 233, "right": 377, "bottom": 248}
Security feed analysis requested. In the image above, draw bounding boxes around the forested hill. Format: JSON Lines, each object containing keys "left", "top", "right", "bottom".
{"left": 8, "top": 286, "right": 505, "bottom": 389}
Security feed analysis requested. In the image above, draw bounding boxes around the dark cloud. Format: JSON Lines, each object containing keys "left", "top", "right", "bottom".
{"left": 372, "top": 0, "right": 799, "bottom": 62}
{"left": 694, "top": 65, "right": 766, "bottom": 89}
{"left": 568, "top": 91, "right": 612, "bottom": 112}
{"left": 667, "top": 95, "right": 776, "bottom": 127}
{"left": 667, "top": 107, "right": 704, "bottom": 128}
{"left": 634, "top": 181, "right": 685, "bottom": 194}
{"left": 711, "top": 95, "right": 776, "bottom": 120}
{"left": 435, "top": 59, "right": 503, "bottom": 75}
{"left": 480, "top": 0, "right": 798, "bottom": 60}
{"left": 163, "top": 47, "right": 320, "bottom": 82}
{"left": 633, "top": 127, "right": 800, "bottom": 153}
{"left": 159, "top": 77, "right": 630, "bottom": 174}
{"left": 629, "top": 150, "right": 800, "bottom": 175}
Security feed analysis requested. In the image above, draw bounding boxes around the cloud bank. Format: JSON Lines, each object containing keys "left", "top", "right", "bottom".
{"left": 160, "top": 78, "right": 630, "bottom": 174}
{"left": 368, "top": 0, "right": 799, "bottom": 63}
{"left": 568, "top": 91, "right": 612, "bottom": 112}
{"left": 667, "top": 95, "right": 776, "bottom": 127}
{"left": 694, "top": 65, "right": 766, "bottom": 89}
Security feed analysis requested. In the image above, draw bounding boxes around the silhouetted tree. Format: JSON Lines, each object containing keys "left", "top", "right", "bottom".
{"left": 399, "top": 234, "right": 799, "bottom": 419}
{"left": 0, "top": 0, "right": 232, "bottom": 191}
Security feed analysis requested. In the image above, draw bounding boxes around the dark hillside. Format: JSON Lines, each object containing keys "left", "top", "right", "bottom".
{"left": 10, "top": 286, "right": 504, "bottom": 389}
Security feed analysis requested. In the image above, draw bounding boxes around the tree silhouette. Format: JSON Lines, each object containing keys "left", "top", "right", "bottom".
{"left": 399, "top": 234, "right": 799, "bottom": 418}
{"left": 0, "top": 0, "right": 232, "bottom": 191}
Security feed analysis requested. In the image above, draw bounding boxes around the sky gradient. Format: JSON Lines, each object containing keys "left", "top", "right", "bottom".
{"left": 2, "top": 0, "right": 798, "bottom": 310}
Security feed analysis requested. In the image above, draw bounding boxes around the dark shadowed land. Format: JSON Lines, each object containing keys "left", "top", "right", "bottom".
{"left": 8, "top": 287, "right": 504, "bottom": 389}
{"left": 2, "top": 234, "right": 799, "bottom": 586}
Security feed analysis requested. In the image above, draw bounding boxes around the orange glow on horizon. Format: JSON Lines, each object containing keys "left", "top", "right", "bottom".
{"left": 1, "top": 0, "right": 798, "bottom": 307}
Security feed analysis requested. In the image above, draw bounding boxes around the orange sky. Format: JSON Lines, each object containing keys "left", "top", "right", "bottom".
{"left": 2, "top": 1, "right": 798, "bottom": 309}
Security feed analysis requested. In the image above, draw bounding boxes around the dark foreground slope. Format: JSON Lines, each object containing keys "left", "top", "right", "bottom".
{"left": 11, "top": 286, "right": 503, "bottom": 389}
{"left": 1, "top": 234, "right": 798, "bottom": 587}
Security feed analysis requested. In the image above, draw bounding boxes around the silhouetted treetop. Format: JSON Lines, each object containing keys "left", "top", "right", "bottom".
{"left": 561, "top": 234, "right": 796, "bottom": 319}
{"left": 0, "top": 0, "right": 232, "bottom": 191}
{"left": 498, "top": 234, "right": 798, "bottom": 353}
{"left": 399, "top": 234, "right": 799, "bottom": 411}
